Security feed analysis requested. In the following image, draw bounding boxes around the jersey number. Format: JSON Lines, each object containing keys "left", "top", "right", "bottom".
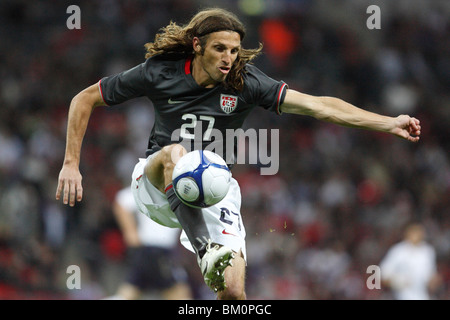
{"left": 220, "top": 207, "right": 241, "bottom": 231}
{"left": 180, "top": 114, "right": 215, "bottom": 140}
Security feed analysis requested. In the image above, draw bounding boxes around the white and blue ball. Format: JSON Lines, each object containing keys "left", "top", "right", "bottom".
{"left": 172, "top": 150, "right": 231, "bottom": 208}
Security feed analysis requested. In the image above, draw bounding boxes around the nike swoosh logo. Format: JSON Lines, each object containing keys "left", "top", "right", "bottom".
{"left": 168, "top": 98, "right": 185, "bottom": 104}
{"left": 222, "top": 229, "right": 236, "bottom": 236}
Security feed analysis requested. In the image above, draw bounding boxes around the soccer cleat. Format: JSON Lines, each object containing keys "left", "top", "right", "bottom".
{"left": 198, "top": 241, "right": 235, "bottom": 292}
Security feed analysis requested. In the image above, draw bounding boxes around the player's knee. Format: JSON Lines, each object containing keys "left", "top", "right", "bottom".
{"left": 155, "top": 144, "right": 187, "bottom": 190}
{"left": 161, "top": 144, "right": 187, "bottom": 169}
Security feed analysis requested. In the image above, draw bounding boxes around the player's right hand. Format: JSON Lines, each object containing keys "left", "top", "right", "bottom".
{"left": 56, "top": 165, "right": 83, "bottom": 206}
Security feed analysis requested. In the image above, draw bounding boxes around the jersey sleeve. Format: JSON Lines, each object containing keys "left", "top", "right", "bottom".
{"left": 243, "top": 64, "right": 288, "bottom": 115}
{"left": 99, "top": 59, "right": 152, "bottom": 106}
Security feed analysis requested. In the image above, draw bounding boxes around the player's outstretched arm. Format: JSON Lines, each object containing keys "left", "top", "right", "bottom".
{"left": 56, "top": 83, "right": 106, "bottom": 206}
{"left": 280, "top": 89, "right": 421, "bottom": 142}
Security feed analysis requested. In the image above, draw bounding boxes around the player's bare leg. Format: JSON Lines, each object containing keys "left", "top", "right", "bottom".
{"left": 144, "top": 144, "right": 187, "bottom": 193}
{"left": 217, "top": 250, "right": 246, "bottom": 300}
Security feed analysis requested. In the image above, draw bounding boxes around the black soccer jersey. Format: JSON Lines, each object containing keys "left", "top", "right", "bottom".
{"left": 99, "top": 54, "right": 288, "bottom": 164}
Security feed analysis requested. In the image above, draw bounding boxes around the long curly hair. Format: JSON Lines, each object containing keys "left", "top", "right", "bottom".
{"left": 144, "top": 8, "right": 263, "bottom": 91}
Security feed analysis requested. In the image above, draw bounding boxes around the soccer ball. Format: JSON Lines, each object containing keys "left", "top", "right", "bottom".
{"left": 172, "top": 150, "right": 231, "bottom": 208}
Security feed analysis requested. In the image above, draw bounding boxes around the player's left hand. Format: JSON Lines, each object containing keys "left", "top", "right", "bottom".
{"left": 390, "top": 115, "right": 421, "bottom": 142}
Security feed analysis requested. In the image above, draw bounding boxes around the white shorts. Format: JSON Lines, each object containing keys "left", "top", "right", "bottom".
{"left": 131, "top": 153, "right": 247, "bottom": 261}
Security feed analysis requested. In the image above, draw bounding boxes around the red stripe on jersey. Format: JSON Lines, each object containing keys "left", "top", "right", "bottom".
{"left": 98, "top": 79, "right": 109, "bottom": 106}
{"left": 164, "top": 184, "right": 173, "bottom": 193}
{"left": 185, "top": 56, "right": 193, "bottom": 75}
{"left": 276, "top": 83, "right": 287, "bottom": 115}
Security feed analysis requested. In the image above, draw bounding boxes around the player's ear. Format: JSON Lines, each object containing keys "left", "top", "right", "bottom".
{"left": 193, "top": 37, "right": 202, "bottom": 54}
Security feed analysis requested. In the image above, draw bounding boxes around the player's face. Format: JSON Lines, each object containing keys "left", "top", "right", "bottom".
{"left": 193, "top": 31, "right": 241, "bottom": 88}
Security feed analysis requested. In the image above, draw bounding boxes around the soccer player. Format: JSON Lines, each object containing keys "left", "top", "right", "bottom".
{"left": 379, "top": 223, "right": 441, "bottom": 300}
{"left": 55, "top": 8, "right": 421, "bottom": 300}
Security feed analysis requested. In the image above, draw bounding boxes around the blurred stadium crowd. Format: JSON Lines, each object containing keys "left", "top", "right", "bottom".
{"left": 0, "top": 0, "right": 449, "bottom": 299}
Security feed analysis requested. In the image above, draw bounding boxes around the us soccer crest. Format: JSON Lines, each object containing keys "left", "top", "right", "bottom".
{"left": 220, "top": 94, "right": 238, "bottom": 114}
